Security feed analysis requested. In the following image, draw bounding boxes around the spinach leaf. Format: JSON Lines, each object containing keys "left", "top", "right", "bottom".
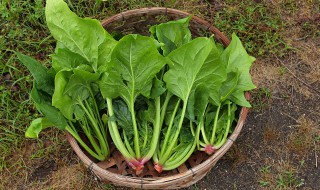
{"left": 16, "top": 52, "right": 54, "bottom": 96}
{"left": 150, "top": 16, "right": 192, "bottom": 56}
{"left": 45, "top": 0, "right": 115, "bottom": 71}
{"left": 51, "top": 42, "right": 88, "bottom": 73}
{"left": 25, "top": 118, "right": 53, "bottom": 138}
{"left": 100, "top": 34, "right": 166, "bottom": 103}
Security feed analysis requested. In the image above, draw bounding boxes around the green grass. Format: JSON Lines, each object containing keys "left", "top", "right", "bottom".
{"left": 212, "top": 0, "right": 291, "bottom": 57}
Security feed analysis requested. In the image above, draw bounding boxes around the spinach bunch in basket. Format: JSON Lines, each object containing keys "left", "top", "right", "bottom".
{"left": 18, "top": 0, "right": 255, "bottom": 175}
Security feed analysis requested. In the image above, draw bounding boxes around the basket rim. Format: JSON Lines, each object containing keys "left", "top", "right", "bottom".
{"left": 66, "top": 7, "right": 251, "bottom": 189}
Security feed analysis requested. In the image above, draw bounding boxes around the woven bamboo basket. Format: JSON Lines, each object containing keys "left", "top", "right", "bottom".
{"left": 66, "top": 7, "right": 251, "bottom": 189}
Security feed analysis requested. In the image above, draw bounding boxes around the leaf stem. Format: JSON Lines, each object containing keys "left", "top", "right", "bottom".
{"left": 107, "top": 98, "right": 135, "bottom": 160}
{"left": 142, "top": 96, "right": 162, "bottom": 163}
{"left": 160, "top": 92, "right": 172, "bottom": 127}
{"left": 65, "top": 125, "right": 104, "bottom": 161}
{"left": 214, "top": 103, "right": 231, "bottom": 149}
{"left": 78, "top": 100, "right": 108, "bottom": 156}
{"left": 210, "top": 104, "right": 221, "bottom": 144}
{"left": 160, "top": 99, "right": 180, "bottom": 157}
{"left": 160, "top": 100, "right": 187, "bottom": 164}
{"left": 129, "top": 101, "right": 140, "bottom": 159}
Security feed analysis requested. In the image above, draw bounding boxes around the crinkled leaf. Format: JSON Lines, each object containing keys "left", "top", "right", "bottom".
{"left": 25, "top": 118, "right": 53, "bottom": 138}
{"left": 113, "top": 99, "right": 133, "bottom": 136}
{"left": 139, "top": 121, "right": 153, "bottom": 156}
{"left": 99, "top": 34, "right": 166, "bottom": 107}
{"left": 150, "top": 16, "right": 192, "bottom": 56}
{"left": 16, "top": 52, "right": 54, "bottom": 96}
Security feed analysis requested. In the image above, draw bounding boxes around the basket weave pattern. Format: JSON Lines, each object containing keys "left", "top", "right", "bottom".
{"left": 66, "top": 7, "right": 250, "bottom": 189}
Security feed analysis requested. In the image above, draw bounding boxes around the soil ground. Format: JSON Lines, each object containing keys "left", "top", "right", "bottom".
{"left": 1, "top": 0, "right": 319, "bottom": 189}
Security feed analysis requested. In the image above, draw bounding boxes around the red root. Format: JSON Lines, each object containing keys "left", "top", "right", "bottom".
{"left": 128, "top": 160, "right": 145, "bottom": 175}
{"left": 154, "top": 163, "right": 163, "bottom": 173}
{"left": 201, "top": 145, "right": 216, "bottom": 155}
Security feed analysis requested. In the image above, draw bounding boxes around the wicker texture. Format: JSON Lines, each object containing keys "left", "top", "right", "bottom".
{"left": 66, "top": 7, "right": 250, "bottom": 189}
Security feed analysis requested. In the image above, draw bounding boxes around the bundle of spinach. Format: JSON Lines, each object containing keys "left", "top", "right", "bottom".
{"left": 18, "top": 0, "right": 255, "bottom": 174}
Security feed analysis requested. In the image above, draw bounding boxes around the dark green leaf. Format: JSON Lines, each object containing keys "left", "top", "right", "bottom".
{"left": 113, "top": 99, "right": 133, "bottom": 136}
{"left": 16, "top": 52, "right": 54, "bottom": 95}
{"left": 31, "top": 84, "right": 68, "bottom": 129}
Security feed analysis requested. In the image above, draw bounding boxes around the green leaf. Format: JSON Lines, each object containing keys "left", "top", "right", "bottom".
{"left": 97, "top": 38, "right": 117, "bottom": 71}
{"left": 99, "top": 34, "right": 166, "bottom": 106}
{"left": 150, "top": 16, "right": 192, "bottom": 56}
{"left": 221, "top": 33, "right": 256, "bottom": 92}
{"left": 150, "top": 77, "right": 166, "bottom": 98}
{"left": 25, "top": 118, "right": 53, "bottom": 138}
{"left": 113, "top": 99, "right": 133, "bottom": 136}
{"left": 164, "top": 37, "right": 225, "bottom": 103}
{"left": 45, "top": 0, "right": 114, "bottom": 71}
{"left": 30, "top": 84, "right": 68, "bottom": 129}
{"left": 64, "top": 69, "right": 100, "bottom": 101}
{"left": 52, "top": 42, "right": 88, "bottom": 73}
{"left": 16, "top": 52, "right": 54, "bottom": 96}
{"left": 229, "top": 91, "right": 251, "bottom": 107}
{"left": 220, "top": 71, "right": 239, "bottom": 102}
{"left": 52, "top": 70, "right": 75, "bottom": 120}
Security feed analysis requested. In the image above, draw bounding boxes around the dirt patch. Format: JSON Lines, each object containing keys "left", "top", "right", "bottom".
{"left": 29, "top": 160, "right": 57, "bottom": 181}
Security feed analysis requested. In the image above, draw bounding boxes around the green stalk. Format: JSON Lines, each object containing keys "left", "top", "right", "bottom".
{"left": 88, "top": 89, "right": 107, "bottom": 141}
{"left": 142, "top": 123, "right": 148, "bottom": 149}
{"left": 153, "top": 143, "right": 160, "bottom": 163}
{"left": 200, "top": 122, "right": 210, "bottom": 144}
{"left": 107, "top": 98, "right": 135, "bottom": 160}
{"left": 77, "top": 118, "right": 101, "bottom": 155}
{"left": 214, "top": 103, "right": 231, "bottom": 149}
{"left": 164, "top": 143, "right": 193, "bottom": 168}
{"left": 160, "top": 100, "right": 188, "bottom": 164}
{"left": 160, "top": 92, "right": 172, "bottom": 127}
{"left": 210, "top": 104, "right": 221, "bottom": 144}
{"left": 164, "top": 118, "right": 201, "bottom": 170}
{"left": 129, "top": 102, "right": 140, "bottom": 159}
{"left": 123, "top": 130, "right": 135, "bottom": 156}
{"left": 190, "top": 121, "right": 195, "bottom": 136}
{"left": 141, "top": 96, "right": 162, "bottom": 163}
{"left": 164, "top": 140, "right": 196, "bottom": 170}
{"left": 65, "top": 125, "right": 105, "bottom": 161}
{"left": 160, "top": 99, "right": 180, "bottom": 157}
{"left": 78, "top": 100, "right": 108, "bottom": 156}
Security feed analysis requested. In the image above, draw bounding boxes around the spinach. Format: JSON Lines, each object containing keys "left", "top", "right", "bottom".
{"left": 100, "top": 34, "right": 166, "bottom": 174}
{"left": 18, "top": 0, "right": 255, "bottom": 174}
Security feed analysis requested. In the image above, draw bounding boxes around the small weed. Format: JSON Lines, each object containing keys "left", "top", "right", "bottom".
{"left": 278, "top": 66, "right": 287, "bottom": 76}
{"left": 259, "top": 180, "right": 270, "bottom": 187}
{"left": 260, "top": 165, "right": 272, "bottom": 174}
{"left": 252, "top": 87, "right": 271, "bottom": 111}
{"left": 275, "top": 171, "right": 304, "bottom": 189}
{"left": 299, "top": 160, "right": 305, "bottom": 167}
